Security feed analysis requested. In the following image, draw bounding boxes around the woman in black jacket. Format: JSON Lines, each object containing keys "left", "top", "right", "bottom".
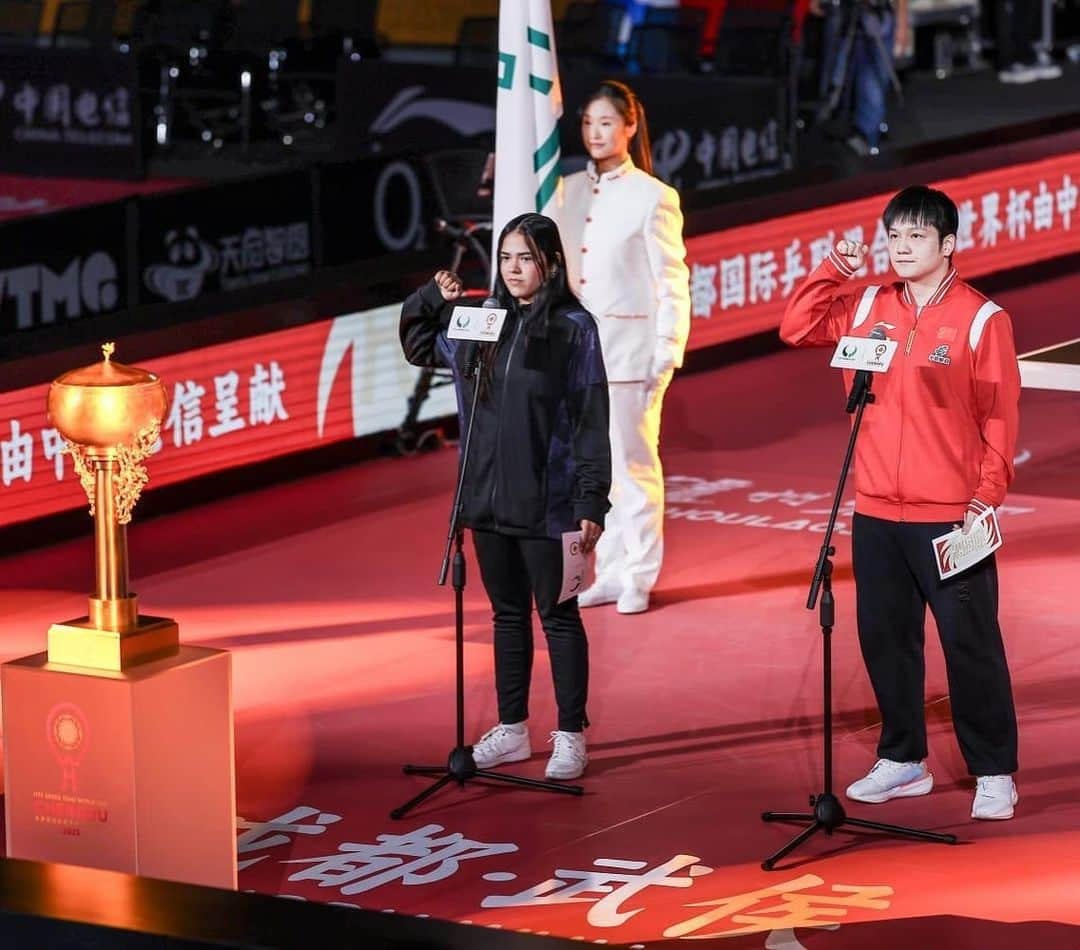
{"left": 400, "top": 212, "right": 611, "bottom": 781}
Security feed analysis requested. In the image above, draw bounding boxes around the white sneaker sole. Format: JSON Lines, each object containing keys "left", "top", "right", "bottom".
{"left": 846, "top": 773, "right": 934, "bottom": 804}
{"left": 616, "top": 601, "right": 648, "bottom": 614}
{"left": 473, "top": 746, "right": 531, "bottom": 769}
{"left": 972, "top": 790, "right": 1018, "bottom": 821}
{"left": 545, "top": 761, "right": 586, "bottom": 781}
{"left": 578, "top": 591, "right": 619, "bottom": 608}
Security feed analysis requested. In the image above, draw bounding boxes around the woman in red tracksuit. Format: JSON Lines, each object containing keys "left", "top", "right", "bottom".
{"left": 780, "top": 185, "right": 1021, "bottom": 821}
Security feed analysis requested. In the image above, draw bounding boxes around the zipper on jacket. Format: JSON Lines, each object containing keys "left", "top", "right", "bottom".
{"left": 490, "top": 315, "right": 524, "bottom": 531}
{"left": 904, "top": 303, "right": 923, "bottom": 355}
{"left": 896, "top": 302, "right": 923, "bottom": 517}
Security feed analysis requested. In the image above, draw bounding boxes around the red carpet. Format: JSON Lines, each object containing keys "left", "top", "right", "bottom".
{"left": 2, "top": 270, "right": 1079, "bottom": 946}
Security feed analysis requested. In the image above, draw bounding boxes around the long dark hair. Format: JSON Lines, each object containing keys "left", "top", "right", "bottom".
{"left": 581, "top": 79, "right": 653, "bottom": 175}
{"left": 477, "top": 213, "right": 578, "bottom": 397}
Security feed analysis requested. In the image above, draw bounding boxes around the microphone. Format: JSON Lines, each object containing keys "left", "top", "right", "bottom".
{"left": 463, "top": 295, "right": 500, "bottom": 380}
{"left": 845, "top": 326, "right": 886, "bottom": 413}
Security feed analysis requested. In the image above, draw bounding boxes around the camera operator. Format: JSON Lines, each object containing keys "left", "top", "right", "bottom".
{"left": 813, "top": 0, "right": 909, "bottom": 156}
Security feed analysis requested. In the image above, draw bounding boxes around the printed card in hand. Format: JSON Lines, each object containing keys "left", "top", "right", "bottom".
{"left": 558, "top": 530, "right": 588, "bottom": 603}
{"left": 932, "top": 507, "right": 1003, "bottom": 581}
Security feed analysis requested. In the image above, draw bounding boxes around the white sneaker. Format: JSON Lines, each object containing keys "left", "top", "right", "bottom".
{"left": 472, "top": 722, "right": 530, "bottom": 768}
{"left": 1033, "top": 57, "right": 1062, "bottom": 80}
{"left": 972, "top": 775, "right": 1018, "bottom": 820}
{"left": 998, "top": 62, "right": 1038, "bottom": 84}
{"left": 578, "top": 577, "right": 622, "bottom": 608}
{"left": 545, "top": 730, "right": 587, "bottom": 780}
{"left": 616, "top": 586, "right": 649, "bottom": 614}
{"left": 845, "top": 758, "right": 933, "bottom": 804}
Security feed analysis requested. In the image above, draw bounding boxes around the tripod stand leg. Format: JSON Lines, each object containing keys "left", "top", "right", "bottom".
{"left": 761, "top": 820, "right": 825, "bottom": 871}
{"left": 843, "top": 816, "right": 956, "bottom": 844}
{"left": 391, "top": 763, "right": 584, "bottom": 819}
{"left": 402, "top": 764, "right": 454, "bottom": 778}
{"left": 390, "top": 773, "right": 458, "bottom": 820}
{"left": 475, "top": 768, "right": 584, "bottom": 796}
{"left": 762, "top": 810, "right": 816, "bottom": 823}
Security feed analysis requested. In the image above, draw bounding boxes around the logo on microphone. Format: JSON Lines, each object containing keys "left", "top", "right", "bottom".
{"left": 928, "top": 343, "right": 951, "bottom": 366}
{"left": 874, "top": 343, "right": 888, "bottom": 359}
{"left": 455, "top": 311, "right": 472, "bottom": 329}
{"left": 841, "top": 344, "right": 858, "bottom": 359}
{"left": 484, "top": 310, "right": 498, "bottom": 329}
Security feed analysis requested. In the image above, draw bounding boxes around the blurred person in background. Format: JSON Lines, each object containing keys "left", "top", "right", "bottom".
{"left": 558, "top": 80, "right": 690, "bottom": 616}
{"left": 992, "top": 0, "right": 1062, "bottom": 83}
{"left": 812, "top": 0, "right": 909, "bottom": 156}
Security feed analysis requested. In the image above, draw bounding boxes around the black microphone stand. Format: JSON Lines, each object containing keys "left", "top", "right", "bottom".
{"left": 391, "top": 340, "right": 583, "bottom": 819}
{"left": 760, "top": 372, "right": 957, "bottom": 868}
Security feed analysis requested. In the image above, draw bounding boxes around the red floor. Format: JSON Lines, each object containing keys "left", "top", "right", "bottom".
{"left": 2, "top": 271, "right": 1079, "bottom": 947}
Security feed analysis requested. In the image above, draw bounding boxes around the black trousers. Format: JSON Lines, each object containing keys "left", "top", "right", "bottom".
{"left": 995, "top": 0, "right": 1042, "bottom": 67}
{"left": 852, "top": 513, "right": 1018, "bottom": 776}
{"left": 472, "top": 529, "right": 589, "bottom": 733}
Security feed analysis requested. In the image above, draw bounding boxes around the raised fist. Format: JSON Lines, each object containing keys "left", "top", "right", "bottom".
{"left": 434, "top": 270, "right": 464, "bottom": 301}
{"left": 835, "top": 239, "right": 868, "bottom": 273}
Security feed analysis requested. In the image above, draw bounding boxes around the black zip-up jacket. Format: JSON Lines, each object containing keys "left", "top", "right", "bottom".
{"left": 400, "top": 279, "right": 611, "bottom": 538}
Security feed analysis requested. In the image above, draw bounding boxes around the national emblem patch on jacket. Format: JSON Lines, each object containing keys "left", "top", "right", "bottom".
{"left": 928, "top": 343, "right": 951, "bottom": 366}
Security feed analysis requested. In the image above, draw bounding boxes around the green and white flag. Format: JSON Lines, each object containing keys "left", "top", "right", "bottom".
{"left": 493, "top": 0, "right": 563, "bottom": 251}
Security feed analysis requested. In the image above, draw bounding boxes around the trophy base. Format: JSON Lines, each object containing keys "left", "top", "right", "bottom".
{"left": 2, "top": 646, "right": 236, "bottom": 889}
{"left": 47, "top": 615, "right": 180, "bottom": 672}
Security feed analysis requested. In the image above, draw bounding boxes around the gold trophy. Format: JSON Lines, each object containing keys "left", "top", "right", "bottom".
{"left": 45, "top": 342, "right": 179, "bottom": 671}
{"left": 3, "top": 342, "right": 235, "bottom": 886}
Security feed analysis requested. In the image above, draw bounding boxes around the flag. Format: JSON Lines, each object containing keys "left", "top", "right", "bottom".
{"left": 492, "top": 0, "right": 563, "bottom": 258}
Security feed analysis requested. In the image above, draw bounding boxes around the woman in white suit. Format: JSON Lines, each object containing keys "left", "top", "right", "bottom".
{"left": 559, "top": 80, "right": 690, "bottom": 614}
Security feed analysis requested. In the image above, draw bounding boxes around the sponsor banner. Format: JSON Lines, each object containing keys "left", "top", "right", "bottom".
{"left": 336, "top": 62, "right": 787, "bottom": 193}
{"left": 0, "top": 48, "right": 143, "bottom": 180}
{"left": 319, "top": 154, "right": 442, "bottom": 265}
{"left": 685, "top": 151, "right": 1080, "bottom": 350}
{"left": 336, "top": 61, "right": 496, "bottom": 158}
{"left": 0, "top": 202, "right": 127, "bottom": 334}
{"left": 138, "top": 171, "right": 315, "bottom": 305}
{"left": 0, "top": 303, "right": 456, "bottom": 528}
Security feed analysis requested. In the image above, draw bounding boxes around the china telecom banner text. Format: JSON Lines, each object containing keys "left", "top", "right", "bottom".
{"left": 0, "top": 305, "right": 456, "bottom": 528}
{"left": 0, "top": 49, "right": 142, "bottom": 180}
{"left": 685, "top": 152, "right": 1080, "bottom": 350}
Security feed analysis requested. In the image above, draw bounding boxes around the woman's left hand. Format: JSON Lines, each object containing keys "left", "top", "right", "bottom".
{"left": 580, "top": 519, "right": 602, "bottom": 553}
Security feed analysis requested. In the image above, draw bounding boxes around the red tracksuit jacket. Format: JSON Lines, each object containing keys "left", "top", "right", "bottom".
{"left": 780, "top": 251, "right": 1021, "bottom": 523}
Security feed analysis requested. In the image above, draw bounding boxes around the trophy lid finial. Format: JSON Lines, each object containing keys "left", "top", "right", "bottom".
{"left": 102, "top": 341, "right": 116, "bottom": 362}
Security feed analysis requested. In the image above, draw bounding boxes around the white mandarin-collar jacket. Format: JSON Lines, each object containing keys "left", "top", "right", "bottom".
{"left": 558, "top": 158, "right": 691, "bottom": 382}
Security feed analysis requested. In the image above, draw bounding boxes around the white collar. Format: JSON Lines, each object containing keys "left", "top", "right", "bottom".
{"left": 585, "top": 157, "right": 634, "bottom": 183}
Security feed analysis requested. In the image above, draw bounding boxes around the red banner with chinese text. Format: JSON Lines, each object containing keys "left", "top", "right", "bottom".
{"left": 0, "top": 303, "right": 455, "bottom": 528}
{"left": 685, "top": 152, "right": 1080, "bottom": 350}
